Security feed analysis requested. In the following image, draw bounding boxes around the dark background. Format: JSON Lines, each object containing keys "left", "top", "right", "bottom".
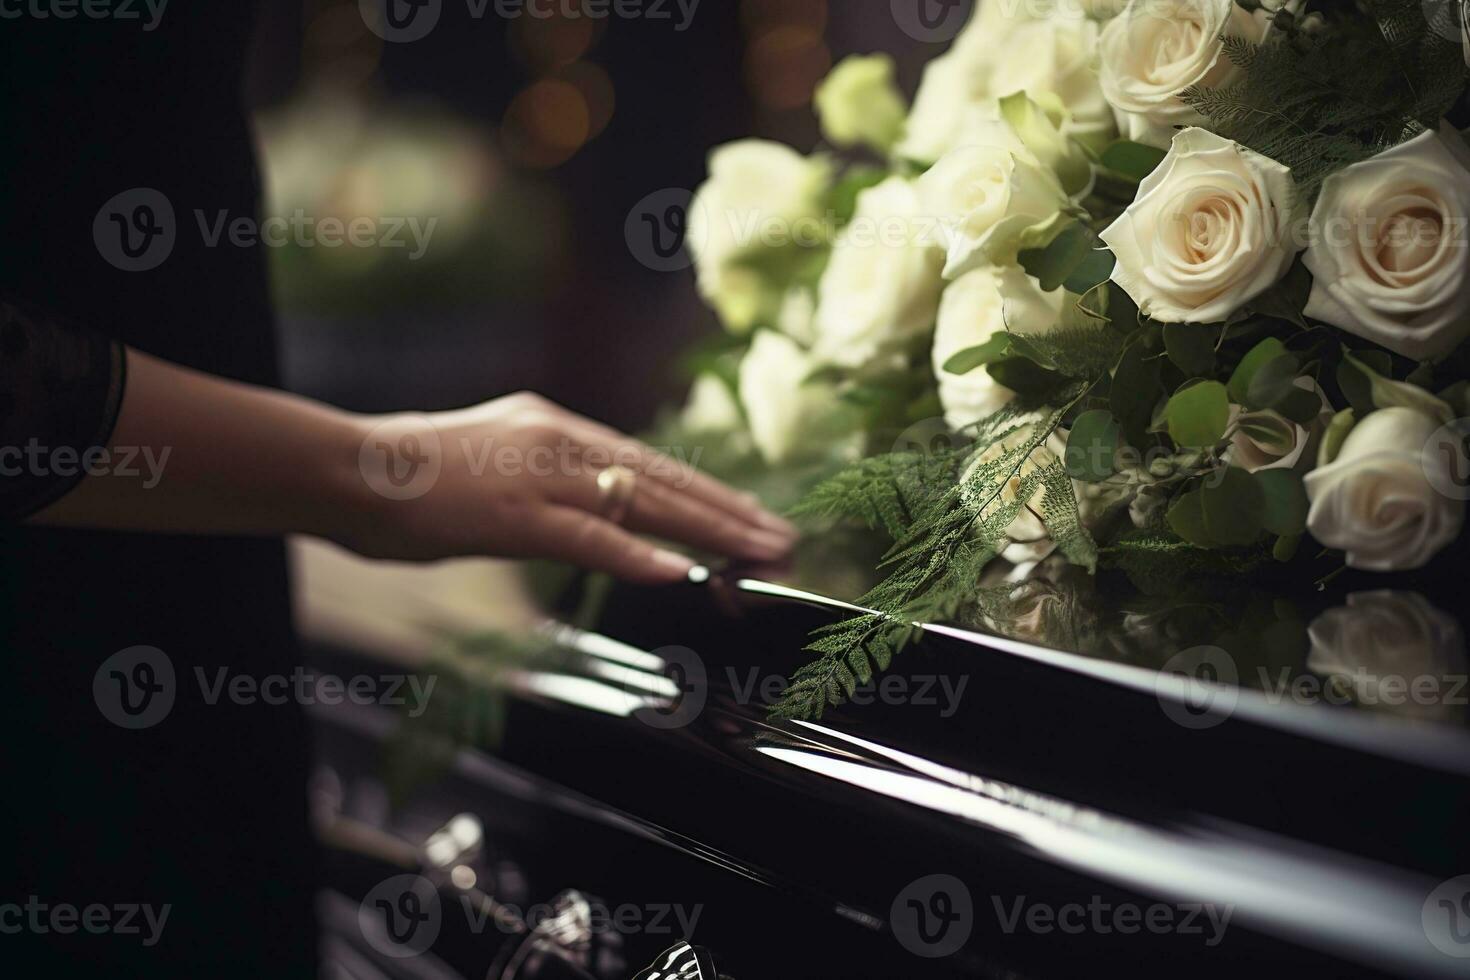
{"left": 241, "top": 0, "right": 963, "bottom": 430}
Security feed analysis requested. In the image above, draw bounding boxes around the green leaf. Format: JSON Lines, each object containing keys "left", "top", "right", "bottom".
{"left": 1100, "top": 140, "right": 1168, "bottom": 181}
{"left": 1317, "top": 409, "right": 1356, "bottom": 467}
{"left": 1200, "top": 467, "right": 1265, "bottom": 547}
{"left": 1340, "top": 351, "right": 1455, "bottom": 423}
{"left": 1228, "top": 337, "right": 1289, "bottom": 404}
{"left": 1166, "top": 490, "right": 1211, "bottom": 547}
{"left": 826, "top": 166, "right": 888, "bottom": 226}
{"left": 988, "top": 358, "right": 1064, "bottom": 399}
{"left": 1111, "top": 343, "right": 1160, "bottom": 447}
{"left": 942, "top": 334, "right": 1011, "bottom": 375}
{"left": 1245, "top": 353, "right": 1302, "bottom": 410}
{"left": 1005, "top": 333, "right": 1060, "bottom": 371}
{"left": 1273, "top": 533, "right": 1302, "bottom": 563}
{"left": 1245, "top": 259, "right": 1312, "bottom": 328}
{"left": 1277, "top": 386, "right": 1324, "bottom": 425}
{"left": 1254, "top": 468, "right": 1309, "bottom": 536}
{"left": 1166, "top": 380, "right": 1230, "bottom": 448}
{"left": 1065, "top": 409, "right": 1121, "bottom": 482}
{"left": 1018, "top": 220, "right": 1112, "bottom": 293}
{"left": 1163, "top": 323, "right": 1217, "bottom": 377}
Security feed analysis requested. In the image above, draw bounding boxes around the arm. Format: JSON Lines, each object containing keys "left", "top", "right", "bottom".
{"left": 31, "top": 349, "right": 796, "bottom": 584}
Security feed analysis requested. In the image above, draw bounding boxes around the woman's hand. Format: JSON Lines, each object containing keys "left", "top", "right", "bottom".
{"left": 342, "top": 392, "right": 796, "bottom": 582}
{"left": 37, "top": 352, "right": 796, "bottom": 582}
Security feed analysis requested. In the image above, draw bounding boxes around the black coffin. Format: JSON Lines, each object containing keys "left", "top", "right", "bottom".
{"left": 310, "top": 572, "right": 1470, "bottom": 979}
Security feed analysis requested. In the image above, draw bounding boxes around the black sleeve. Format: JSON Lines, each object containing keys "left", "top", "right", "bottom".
{"left": 0, "top": 296, "right": 127, "bottom": 520}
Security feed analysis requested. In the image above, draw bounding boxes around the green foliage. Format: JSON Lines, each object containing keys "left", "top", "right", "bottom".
{"left": 774, "top": 396, "right": 1094, "bottom": 719}
{"left": 1101, "top": 530, "right": 1272, "bottom": 595}
{"left": 1100, "top": 140, "right": 1168, "bottom": 181}
{"left": 1018, "top": 220, "right": 1115, "bottom": 293}
{"left": 1180, "top": 1, "right": 1468, "bottom": 193}
{"left": 1165, "top": 381, "right": 1231, "bottom": 447}
{"left": 1065, "top": 409, "right": 1122, "bottom": 482}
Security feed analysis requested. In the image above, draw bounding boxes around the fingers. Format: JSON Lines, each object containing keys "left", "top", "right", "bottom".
{"left": 557, "top": 415, "right": 797, "bottom": 538}
{"left": 531, "top": 505, "right": 699, "bottom": 585}
{"left": 548, "top": 466, "right": 793, "bottom": 563}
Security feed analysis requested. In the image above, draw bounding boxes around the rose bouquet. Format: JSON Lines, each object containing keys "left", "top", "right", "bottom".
{"left": 675, "top": 0, "right": 1470, "bottom": 718}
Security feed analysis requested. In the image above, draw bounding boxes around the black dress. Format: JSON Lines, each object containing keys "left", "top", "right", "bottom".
{"left": 0, "top": 8, "right": 317, "bottom": 976}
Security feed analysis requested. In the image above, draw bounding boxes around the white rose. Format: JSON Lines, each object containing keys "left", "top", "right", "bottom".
{"left": 814, "top": 55, "right": 907, "bottom": 153}
{"left": 1304, "top": 407, "right": 1465, "bottom": 571}
{"left": 776, "top": 286, "right": 817, "bottom": 347}
{"left": 1302, "top": 126, "right": 1470, "bottom": 361}
{"left": 738, "top": 330, "right": 841, "bottom": 465}
{"left": 932, "top": 265, "right": 1065, "bottom": 429}
{"left": 960, "top": 411, "right": 1070, "bottom": 565}
{"left": 1307, "top": 591, "right": 1466, "bottom": 721}
{"left": 811, "top": 177, "right": 945, "bottom": 369}
{"left": 688, "top": 140, "right": 831, "bottom": 333}
{"left": 898, "top": 5, "right": 1111, "bottom": 163}
{"left": 984, "top": 15, "right": 1113, "bottom": 147}
{"left": 1224, "top": 379, "right": 1333, "bottom": 472}
{"left": 917, "top": 133, "right": 1071, "bottom": 280}
{"left": 681, "top": 373, "right": 743, "bottom": 434}
{"left": 1099, "top": 0, "right": 1270, "bottom": 148}
{"left": 1100, "top": 128, "right": 1299, "bottom": 323}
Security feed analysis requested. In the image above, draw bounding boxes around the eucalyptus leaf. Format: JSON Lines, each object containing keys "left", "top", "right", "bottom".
{"left": 1018, "top": 220, "right": 1111, "bottom": 293}
{"left": 1111, "top": 343, "right": 1160, "bottom": 447}
{"left": 1200, "top": 467, "right": 1266, "bottom": 547}
{"left": 1341, "top": 351, "right": 1454, "bottom": 423}
{"left": 1254, "top": 468, "right": 1309, "bottom": 536}
{"left": 1166, "top": 380, "right": 1230, "bottom": 448}
{"left": 1065, "top": 409, "right": 1121, "bottom": 482}
{"left": 1244, "top": 353, "right": 1301, "bottom": 410}
{"left": 1273, "top": 533, "right": 1302, "bottom": 563}
{"left": 1228, "top": 337, "right": 1289, "bottom": 404}
{"left": 1166, "top": 490, "right": 1212, "bottom": 547}
{"left": 1317, "top": 408, "right": 1356, "bottom": 467}
{"left": 943, "top": 334, "right": 1011, "bottom": 375}
{"left": 988, "top": 358, "right": 1064, "bottom": 399}
{"left": 1100, "top": 139, "right": 1168, "bottom": 181}
{"left": 1163, "top": 323, "right": 1216, "bottom": 376}
{"left": 1245, "top": 259, "right": 1312, "bottom": 328}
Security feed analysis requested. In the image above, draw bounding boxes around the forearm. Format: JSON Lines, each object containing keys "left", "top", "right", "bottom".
{"left": 31, "top": 348, "right": 371, "bottom": 541}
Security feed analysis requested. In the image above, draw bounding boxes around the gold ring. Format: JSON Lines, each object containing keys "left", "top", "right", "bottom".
{"left": 595, "top": 465, "right": 639, "bottom": 525}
